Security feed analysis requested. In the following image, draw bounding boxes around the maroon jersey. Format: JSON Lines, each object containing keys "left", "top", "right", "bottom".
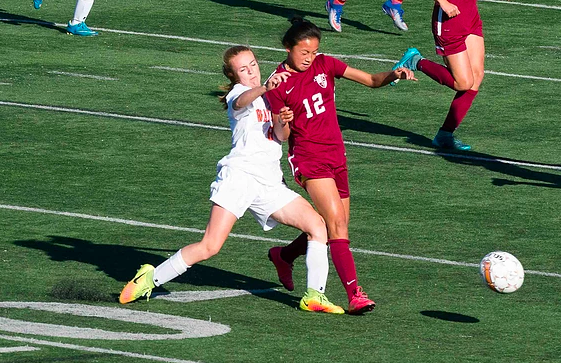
{"left": 265, "top": 54, "right": 348, "bottom": 166}
{"left": 432, "top": 0, "right": 482, "bottom": 38}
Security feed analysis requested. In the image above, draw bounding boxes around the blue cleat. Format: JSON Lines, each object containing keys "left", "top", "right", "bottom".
{"left": 391, "top": 47, "right": 423, "bottom": 85}
{"left": 66, "top": 22, "right": 98, "bottom": 36}
{"left": 432, "top": 129, "right": 471, "bottom": 151}
{"left": 326, "top": 0, "right": 343, "bottom": 32}
{"left": 33, "top": 0, "right": 42, "bottom": 9}
{"left": 382, "top": 0, "right": 408, "bottom": 31}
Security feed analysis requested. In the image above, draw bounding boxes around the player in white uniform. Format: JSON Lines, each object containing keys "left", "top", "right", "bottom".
{"left": 119, "top": 46, "right": 344, "bottom": 314}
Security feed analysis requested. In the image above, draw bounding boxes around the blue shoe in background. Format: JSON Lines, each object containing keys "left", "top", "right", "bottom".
{"left": 66, "top": 22, "right": 99, "bottom": 36}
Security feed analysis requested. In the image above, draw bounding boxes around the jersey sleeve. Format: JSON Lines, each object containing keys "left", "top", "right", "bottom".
{"left": 324, "top": 55, "right": 348, "bottom": 79}
{"left": 226, "top": 84, "right": 253, "bottom": 118}
{"left": 264, "top": 88, "right": 285, "bottom": 115}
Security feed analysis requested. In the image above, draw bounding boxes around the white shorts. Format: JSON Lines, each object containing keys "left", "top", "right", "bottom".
{"left": 209, "top": 166, "right": 300, "bottom": 231}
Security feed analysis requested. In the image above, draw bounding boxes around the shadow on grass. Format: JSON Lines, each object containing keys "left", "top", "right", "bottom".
{"left": 14, "top": 236, "right": 299, "bottom": 307}
{"left": 338, "top": 112, "right": 561, "bottom": 189}
{"left": 208, "top": 0, "right": 401, "bottom": 35}
{"left": 420, "top": 310, "right": 480, "bottom": 323}
{"left": 0, "top": 9, "right": 67, "bottom": 34}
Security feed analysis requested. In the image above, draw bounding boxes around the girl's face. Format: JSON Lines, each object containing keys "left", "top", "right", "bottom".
{"left": 286, "top": 37, "right": 320, "bottom": 72}
{"left": 230, "top": 50, "right": 261, "bottom": 88}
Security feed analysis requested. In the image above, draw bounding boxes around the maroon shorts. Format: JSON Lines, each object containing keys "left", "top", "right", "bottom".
{"left": 288, "top": 154, "right": 350, "bottom": 199}
{"left": 432, "top": 1, "right": 483, "bottom": 56}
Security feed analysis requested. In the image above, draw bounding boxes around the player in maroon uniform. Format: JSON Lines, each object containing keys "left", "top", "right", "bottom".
{"left": 265, "top": 17, "right": 416, "bottom": 315}
{"left": 392, "top": 0, "right": 485, "bottom": 151}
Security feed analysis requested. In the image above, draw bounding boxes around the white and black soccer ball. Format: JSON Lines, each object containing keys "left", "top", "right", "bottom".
{"left": 479, "top": 251, "right": 524, "bottom": 293}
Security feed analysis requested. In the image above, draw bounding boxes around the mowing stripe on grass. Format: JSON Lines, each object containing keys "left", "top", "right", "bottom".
{"left": 0, "top": 346, "right": 40, "bottom": 353}
{"left": 48, "top": 71, "right": 118, "bottom": 81}
{"left": 2, "top": 100, "right": 560, "bottom": 172}
{"left": 2, "top": 19, "right": 560, "bottom": 83}
{"left": 479, "top": 0, "right": 561, "bottom": 10}
{"left": 1, "top": 203, "right": 560, "bottom": 278}
{"left": 0, "top": 334, "right": 200, "bottom": 363}
{"left": 150, "top": 66, "right": 221, "bottom": 75}
{"left": 2, "top": 101, "right": 560, "bottom": 171}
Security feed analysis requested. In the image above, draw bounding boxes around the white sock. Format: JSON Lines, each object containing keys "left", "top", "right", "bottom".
{"left": 306, "top": 240, "right": 329, "bottom": 293}
{"left": 70, "top": 0, "right": 95, "bottom": 25}
{"left": 153, "top": 249, "right": 190, "bottom": 287}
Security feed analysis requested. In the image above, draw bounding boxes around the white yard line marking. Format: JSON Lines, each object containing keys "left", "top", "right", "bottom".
{"left": 151, "top": 289, "right": 275, "bottom": 302}
{"left": 484, "top": 70, "right": 561, "bottom": 82}
{"left": 0, "top": 82, "right": 12, "bottom": 86}
{"left": 0, "top": 346, "right": 40, "bottom": 353}
{"left": 2, "top": 19, "right": 561, "bottom": 83}
{"left": 1, "top": 203, "right": 560, "bottom": 278}
{"left": 0, "top": 302, "right": 230, "bottom": 340}
{"left": 538, "top": 46, "right": 561, "bottom": 50}
{"left": 150, "top": 66, "right": 221, "bottom": 75}
{"left": 0, "top": 334, "right": 200, "bottom": 363}
{"left": 2, "top": 101, "right": 560, "bottom": 172}
{"left": 48, "top": 71, "right": 118, "bottom": 81}
{"left": 479, "top": 0, "right": 561, "bottom": 10}
{"left": 344, "top": 140, "right": 561, "bottom": 171}
{"left": 0, "top": 101, "right": 229, "bottom": 131}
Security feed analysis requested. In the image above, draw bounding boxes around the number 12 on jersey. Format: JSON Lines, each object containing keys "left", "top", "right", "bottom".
{"left": 302, "top": 93, "right": 326, "bottom": 119}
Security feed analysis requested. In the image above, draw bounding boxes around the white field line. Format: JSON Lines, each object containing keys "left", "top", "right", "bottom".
{"left": 0, "top": 346, "right": 40, "bottom": 353}
{"left": 538, "top": 46, "right": 561, "bottom": 50}
{"left": 2, "top": 101, "right": 560, "bottom": 172}
{"left": 48, "top": 71, "right": 118, "bottom": 81}
{"left": 150, "top": 66, "right": 220, "bottom": 75}
{"left": 0, "top": 334, "right": 199, "bottom": 363}
{"left": 479, "top": 0, "right": 561, "bottom": 10}
{"left": 0, "top": 101, "right": 229, "bottom": 131}
{"left": 344, "top": 140, "right": 561, "bottom": 171}
{"left": 1, "top": 18, "right": 560, "bottom": 83}
{"left": 1, "top": 203, "right": 560, "bottom": 279}
{"left": 484, "top": 70, "right": 561, "bottom": 82}
{"left": 0, "top": 82, "right": 12, "bottom": 86}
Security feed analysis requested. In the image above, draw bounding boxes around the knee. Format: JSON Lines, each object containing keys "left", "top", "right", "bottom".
{"left": 472, "top": 69, "right": 484, "bottom": 89}
{"left": 306, "top": 217, "right": 328, "bottom": 243}
{"left": 455, "top": 78, "right": 474, "bottom": 91}
{"left": 326, "top": 217, "right": 348, "bottom": 239}
{"left": 198, "top": 241, "right": 222, "bottom": 261}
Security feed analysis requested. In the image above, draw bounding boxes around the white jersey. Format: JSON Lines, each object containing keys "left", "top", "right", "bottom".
{"left": 217, "top": 83, "right": 283, "bottom": 186}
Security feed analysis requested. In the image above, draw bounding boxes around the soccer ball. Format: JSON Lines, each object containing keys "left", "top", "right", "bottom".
{"left": 479, "top": 251, "right": 524, "bottom": 293}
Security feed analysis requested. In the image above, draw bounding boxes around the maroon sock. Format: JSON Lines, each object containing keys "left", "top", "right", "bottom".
{"left": 329, "top": 239, "right": 358, "bottom": 301}
{"left": 280, "top": 232, "right": 308, "bottom": 264}
{"left": 441, "top": 89, "right": 478, "bottom": 132}
{"left": 418, "top": 59, "right": 455, "bottom": 89}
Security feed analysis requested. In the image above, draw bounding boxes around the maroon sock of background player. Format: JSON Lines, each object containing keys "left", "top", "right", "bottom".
{"left": 418, "top": 59, "right": 456, "bottom": 89}
{"left": 441, "top": 89, "right": 479, "bottom": 132}
{"left": 280, "top": 232, "right": 308, "bottom": 264}
{"left": 329, "top": 239, "right": 358, "bottom": 301}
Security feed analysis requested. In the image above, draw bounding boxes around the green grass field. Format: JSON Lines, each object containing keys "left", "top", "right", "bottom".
{"left": 1, "top": 0, "right": 560, "bottom": 362}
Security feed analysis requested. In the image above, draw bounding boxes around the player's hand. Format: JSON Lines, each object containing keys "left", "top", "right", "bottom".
{"left": 440, "top": 0, "right": 460, "bottom": 17}
{"left": 266, "top": 72, "right": 291, "bottom": 91}
{"left": 278, "top": 106, "right": 293, "bottom": 124}
{"left": 394, "top": 67, "right": 418, "bottom": 82}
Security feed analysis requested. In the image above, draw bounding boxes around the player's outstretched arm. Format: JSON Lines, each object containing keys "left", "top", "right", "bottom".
{"left": 343, "top": 66, "right": 417, "bottom": 88}
{"left": 234, "top": 72, "right": 290, "bottom": 110}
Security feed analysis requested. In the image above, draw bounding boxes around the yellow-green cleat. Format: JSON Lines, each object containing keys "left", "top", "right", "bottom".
{"left": 299, "top": 288, "right": 344, "bottom": 314}
{"left": 119, "top": 264, "right": 155, "bottom": 304}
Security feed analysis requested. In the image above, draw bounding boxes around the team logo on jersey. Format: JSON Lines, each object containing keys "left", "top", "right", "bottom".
{"left": 314, "top": 73, "right": 328, "bottom": 88}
